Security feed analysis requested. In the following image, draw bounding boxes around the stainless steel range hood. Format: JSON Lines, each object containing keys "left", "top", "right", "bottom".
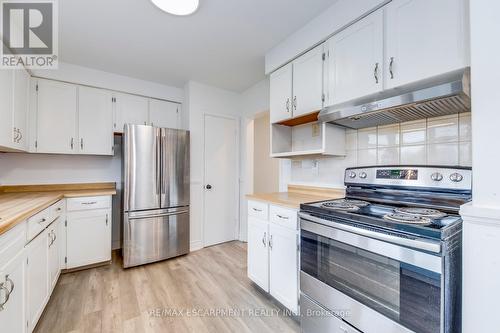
{"left": 318, "top": 67, "right": 471, "bottom": 129}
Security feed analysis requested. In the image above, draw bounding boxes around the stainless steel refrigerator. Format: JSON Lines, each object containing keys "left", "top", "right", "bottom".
{"left": 123, "top": 124, "right": 190, "bottom": 268}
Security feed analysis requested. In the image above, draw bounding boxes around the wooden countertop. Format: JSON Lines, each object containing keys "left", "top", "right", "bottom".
{"left": 0, "top": 183, "right": 116, "bottom": 236}
{"left": 246, "top": 184, "right": 345, "bottom": 209}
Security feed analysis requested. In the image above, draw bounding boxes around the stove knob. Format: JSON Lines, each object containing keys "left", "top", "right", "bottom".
{"left": 349, "top": 171, "right": 357, "bottom": 179}
{"left": 431, "top": 172, "right": 443, "bottom": 182}
{"left": 359, "top": 172, "right": 367, "bottom": 179}
{"left": 450, "top": 173, "right": 464, "bottom": 182}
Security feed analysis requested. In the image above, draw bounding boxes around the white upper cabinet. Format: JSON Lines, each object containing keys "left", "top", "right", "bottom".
{"left": 385, "top": 0, "right": 467, "bottom": 88}
{"left": 12, "top": 69, "right": 30, "bottom": 151}
{"left": 326, "top": 10, "right": 384, "bottom": 105}
{"left": 149, "top": 99, "right": 180, "bottom": 128}
{"left": 35, "top": 79, "right": 77, "bottom": 154}
{"left": 270, "top": 63, "right": 293, "bottom": 123}
{"left": 78, "top": 86, "right": 114, "bottom": 155}
{"left": 292, "top": 45, "right": 324, "bottom": 117}
{"left": 0, "top": 65, "right": 29, "bottom": 152}
{"left": 114, "top": 93, "right": 149, "bottom": 133}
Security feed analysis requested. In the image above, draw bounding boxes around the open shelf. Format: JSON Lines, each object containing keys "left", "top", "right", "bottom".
{"left": 270, "top": 121, "right": 346, "bottom": 159}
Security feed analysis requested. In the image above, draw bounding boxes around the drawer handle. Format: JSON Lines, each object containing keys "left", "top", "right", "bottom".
{"left": 0, "top": 283, "right": 10, "bottom": 311}
{"left": 252, "top": 208, "right": 262, "bottom": 212}
{"left": 82, "top": 201, "right": 97, "bottom": 205}
{"left": 38, "top": 218, "right": 47, "bottom": 224}
{"left": 56, "top": 207, "right": 62, "bottom": 211}
{"left": 4, "top": 275, "right": 14, "bottom": 295}
{"left": 277, "top": 214, "right": 289, "bottom": 220}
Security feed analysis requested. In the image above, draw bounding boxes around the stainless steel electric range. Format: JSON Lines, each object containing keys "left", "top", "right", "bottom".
{"left": 299, "top": 166, "right": 472, "bottom": 333}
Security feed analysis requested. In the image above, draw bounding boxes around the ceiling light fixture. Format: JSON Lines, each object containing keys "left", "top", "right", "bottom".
{"left": 151, "top": 0, "right": 199, "bottom": 16}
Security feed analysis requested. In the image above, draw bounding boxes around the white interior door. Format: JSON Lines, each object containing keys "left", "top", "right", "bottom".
{"left": 204, "top": 114, "right": 238, "bottom": 247}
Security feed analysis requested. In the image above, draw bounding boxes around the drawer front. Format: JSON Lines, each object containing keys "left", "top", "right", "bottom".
{"left": 301, "top": 294, "right": 361, "bottom": 333}
{"left": 50, "top": 199, "right": 65, "bottom": 220}
{"left": 248, "top": 200, "right": 269, "bottom": 220}
{"left": 67, "top": 196, "right": 111, "bottom": 212}
{"left": 0, "top": 222, "right": 26, "bottom": 268}
{"left": 27, "top": 208, "right": 51, "bottom": 242}
{"left": 270, "top": 205, "right": 297, "bottom": 230}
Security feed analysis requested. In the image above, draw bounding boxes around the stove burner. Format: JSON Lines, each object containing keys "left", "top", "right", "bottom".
{"left": 394, "top": 207, "right": 447, "bottom": 219}
{"left": 383, "top": 213, "right": 432, "bottom": 225}
{"left": 321, "top": 199, "right": 370, "bottom": 211}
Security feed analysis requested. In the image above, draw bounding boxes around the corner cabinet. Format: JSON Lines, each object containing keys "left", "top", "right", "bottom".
{"left": 149, "top": 99, "right": 181, "bottom": 128}
{"left": 113, "top": 93, "right": 149, "bottom": 133}
{"left": 247, "top": 200, "right": 299, "bottom": 314}
{"left": 270, "top": 44, "right": 325, "bottom": 124}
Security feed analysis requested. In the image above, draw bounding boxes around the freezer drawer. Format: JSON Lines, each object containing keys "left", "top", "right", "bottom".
{"left": 123, "top": 208, "right": 189, "bottom": 268}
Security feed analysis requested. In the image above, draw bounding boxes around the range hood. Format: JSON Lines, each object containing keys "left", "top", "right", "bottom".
{"left": 318, "top": 67, "right": 471, "bottom": 129}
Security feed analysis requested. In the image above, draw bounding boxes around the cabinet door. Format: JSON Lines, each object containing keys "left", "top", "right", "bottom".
{"left": 385, "top": 0, "right": 467, "bottom": 88}
{"left": 326, "top": 10, "right": 384, "bottom": 105}
{"left": 247, "top": 217, "right": 269, "bottom": 292}
{"left": 292, "top": 44, "right": 324, "bottom": 117}
{"left": 269, "top": 223, "right": 298, "bottom": 314}
{"left": 48, "top": 220, "right": 60, "bottom": 293}
{"left": 114, "top": 93, "right": 149, "bottom": 133}
{"left": 12, "top": 68, "right": 30, "bottom": 151}
{"left": 66, "top": 209, "right": 111, "bottom": 269}
{"left": 78, "top": 86, "right": 113, "bottom": 155}
{"left": 149, "top": 99, "right": 180, "bottom": 128}
{"left": 0, "top": 67, "right": 14, "bottom": 150}
{"left": 27, "top": 229, "right": 49, "bottom": 331}
{"left": 270, "top": 64, "right": 293, "bottom": 123}
{"left": 0, "top": 250, "right": 27, "bottom": 333}
{"left": 36, "top": 79, "right": 77, "bottom": 154}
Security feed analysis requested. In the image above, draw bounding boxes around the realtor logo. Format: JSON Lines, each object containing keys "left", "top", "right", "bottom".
{"left": 1, "top": 0, "right": 58, "bottom": 69}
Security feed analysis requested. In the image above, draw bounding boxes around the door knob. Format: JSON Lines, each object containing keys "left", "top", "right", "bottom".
{"left": 205, "top": 184, "right": 212, "bottom": 190}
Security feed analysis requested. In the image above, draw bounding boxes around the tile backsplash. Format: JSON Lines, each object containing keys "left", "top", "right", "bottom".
{"left": 290, "top": 113, "right": 472, "bottom": 188}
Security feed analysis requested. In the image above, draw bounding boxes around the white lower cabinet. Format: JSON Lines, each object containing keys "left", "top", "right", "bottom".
{"left": 26, "top": 228, "right": 49, "bottom": 332}
{"left": 0, "top": 248, "right": 27, "bottom": 333}
{"left": 247, "top": 216, "right": 269, "bottom": 291}
{"left": 66, "top": 196, "right": 112, "bottom": 269}
{"left": 269, "top": 222, "right": 299, "bottom": 313}
{"left": 247, "top": 200, "right": 299, "bottom": 314}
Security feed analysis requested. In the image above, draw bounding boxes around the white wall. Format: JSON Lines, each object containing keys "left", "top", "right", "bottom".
{"left": 461, "top": 0, "right": 500, "bottom": 331}
{"left": 265, "top": 0, "right": 388, "bottom": 73}
{"left": 184, "top": 81, "right": 242, "bottom": 250}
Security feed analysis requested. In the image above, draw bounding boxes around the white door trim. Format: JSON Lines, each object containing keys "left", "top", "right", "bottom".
{"left": 202, "top": 112, "right": 240, "bottom": 248}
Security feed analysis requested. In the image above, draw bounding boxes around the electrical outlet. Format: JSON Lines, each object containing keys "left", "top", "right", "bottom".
{"left": 312, "top": 123, "right": 320, "bottom": 137}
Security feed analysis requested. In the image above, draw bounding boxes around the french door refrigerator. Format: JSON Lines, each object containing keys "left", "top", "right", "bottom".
{"left": 123, "top": 124, "right": 190, "bottom": 268}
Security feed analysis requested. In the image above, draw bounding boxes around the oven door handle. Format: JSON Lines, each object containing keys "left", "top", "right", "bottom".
{"left": 298, "top": 212, "right": 441, "bottom": 254}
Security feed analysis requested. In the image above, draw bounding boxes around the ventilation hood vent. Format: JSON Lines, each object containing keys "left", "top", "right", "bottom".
{"left": 318, "top": 68, "right": 470, "bottom": 129}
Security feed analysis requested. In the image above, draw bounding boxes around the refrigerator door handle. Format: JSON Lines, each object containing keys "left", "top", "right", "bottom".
{"left": 128, "top": 210, "right": 189, "bottom": 220}
{"left": 156, "top": 131, "right": 161, "bottom": 195}
{"left": 161, "top": 132, "right": 167, "bottom": 195}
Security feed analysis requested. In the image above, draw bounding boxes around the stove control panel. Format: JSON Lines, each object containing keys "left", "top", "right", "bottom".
{"left": 345, "top": 166, "right": 471, "bottom": 191}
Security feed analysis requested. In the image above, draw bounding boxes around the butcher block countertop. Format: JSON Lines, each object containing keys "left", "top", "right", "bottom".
{"left": 0, "top": 183, "right": 116, "bottom": 236}
{"left": 246, "top": 185, "right": 345, "bottom": 209}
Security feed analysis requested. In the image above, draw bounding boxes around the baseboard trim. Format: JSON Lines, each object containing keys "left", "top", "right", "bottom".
{"left": 190, "top": 240, "right": 203, "bottom": 252}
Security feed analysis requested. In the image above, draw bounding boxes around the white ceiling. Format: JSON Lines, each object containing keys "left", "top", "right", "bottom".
{"left": 59, "top": 0, "right": 337, "bottom": 92}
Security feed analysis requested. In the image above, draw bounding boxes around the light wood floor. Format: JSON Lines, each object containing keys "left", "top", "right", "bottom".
{"left": 35, "top": 241, "right": 300, "bottom": 333}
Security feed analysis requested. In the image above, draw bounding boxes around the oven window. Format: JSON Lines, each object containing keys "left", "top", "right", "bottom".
{"left": 301, "top": 230, "right": 441, "bottom": 333}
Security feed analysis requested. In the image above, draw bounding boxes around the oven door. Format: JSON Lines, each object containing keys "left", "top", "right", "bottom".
{"left": 300, "top": 216, "right": 443, "bottom": 333}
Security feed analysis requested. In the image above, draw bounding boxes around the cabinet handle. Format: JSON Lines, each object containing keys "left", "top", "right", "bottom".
{"left": 286, "top": 98, "right": 290, "bottom": 113}
{"left": 389, "top": 57, "right": 394, "bottom": 79}
{"left": 4, "top": 275, "right": 14, "bottom": 295}
{"left": 262, "top": 232, "right": 267, "bottom": 247}
{"left": 293, "top": 96, "right": 297, "bottom": 111}
{"left": 374, "top": 62, "right": 379, "bottom": 84}
{"left": 13, "top": 128, "right": 19, "bottom": 143}
{"left": 17, "top": 129, "right": 22, "bottom": 143}
{"left": 48, "top": 231, "right": 53, "bottom": 247}
{"left": 38, "top": 218, "right": 47, "bottom": 224}
{"left": 82, "top": 201, "right": 97, "bottom": 205}
{"left": 80, "top": 138, "right": 84, "bottom": 150}
{"left": 70, "top": 137, "right": 74, "bottom": 150}
{"left": 0, "top": 283, "right": 10, "bottom": 311}
{"left": 106, "top": 214, "right": 109, "bottom": 226}
{"left": 252, "top": 208, "right": 262, "bottom": 212}
{"left": 277, "top": 214, "right": 289, "bottom": 220}
{"left": 269, "top": 235, "right": 273, "bottom": 250}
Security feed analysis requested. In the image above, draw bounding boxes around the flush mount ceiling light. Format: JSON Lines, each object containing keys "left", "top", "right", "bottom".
{"left": 151, "top": 0, "right": 199, "bottom": 16}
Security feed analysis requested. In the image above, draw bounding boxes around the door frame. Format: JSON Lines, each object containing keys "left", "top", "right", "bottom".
{"left": 202, "top": 112, "right": 240, "bottom": 248}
